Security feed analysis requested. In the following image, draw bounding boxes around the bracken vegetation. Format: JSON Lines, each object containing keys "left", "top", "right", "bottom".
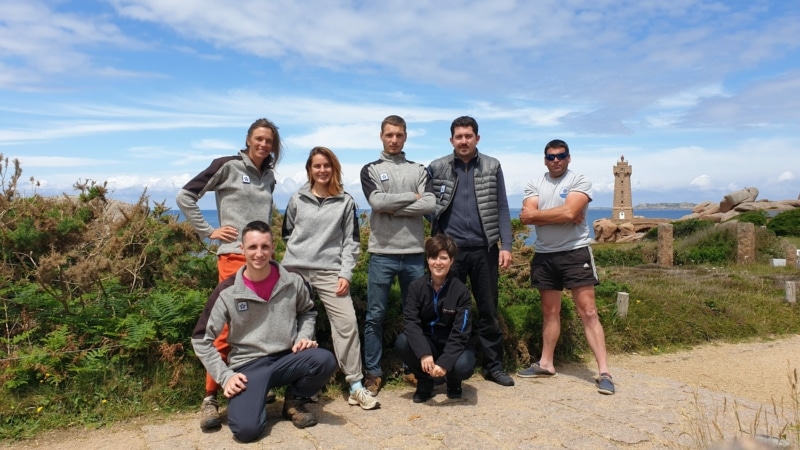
{"left": 2, "top": 154, "right": 800, "bottom": 440}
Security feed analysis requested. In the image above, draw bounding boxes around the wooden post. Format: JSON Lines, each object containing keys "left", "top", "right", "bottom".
{"left": 657, "top": 224, "right": 673, "bottom": 267}
{"left": 787, "top": 281, "right": 796, "bottom": 304}
{"left": 616, "top": 292, "right": 629, "bottom": 318}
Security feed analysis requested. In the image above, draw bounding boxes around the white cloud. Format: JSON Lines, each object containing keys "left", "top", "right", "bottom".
{"left": 777, "top": 171, "right": 795, "bottom": 182}
{"left": 690, "top": 175, "right": 712, "bottom": 189}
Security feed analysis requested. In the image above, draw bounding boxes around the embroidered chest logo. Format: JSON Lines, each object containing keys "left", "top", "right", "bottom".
{"left": 242, "top": 175, "right": 251, "bottom": 184}
{"left": 380, "top": 173, "right": 389, "bottom": 182}
{"left": 237, "top": 301, "right": 248, "bottom": 311}
{"left": 559, "top": 187, "right": 569, "bottom": 199}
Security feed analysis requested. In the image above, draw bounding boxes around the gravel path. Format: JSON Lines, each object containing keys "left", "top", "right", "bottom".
{"left": 5, "top": 335, "right": 800, "bottom": 449}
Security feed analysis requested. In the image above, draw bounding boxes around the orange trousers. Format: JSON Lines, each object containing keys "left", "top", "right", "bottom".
{"left": 205, "top": 254, "right": 246, "bottom": 394}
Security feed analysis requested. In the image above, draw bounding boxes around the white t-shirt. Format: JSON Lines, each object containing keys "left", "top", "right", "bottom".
{"left": 523, "top": 169, "right": 593, "bottom": 253}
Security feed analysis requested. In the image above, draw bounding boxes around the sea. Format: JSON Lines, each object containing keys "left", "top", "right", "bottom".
{"left": 177, "top": 208, "right": 692, "bottom": 244}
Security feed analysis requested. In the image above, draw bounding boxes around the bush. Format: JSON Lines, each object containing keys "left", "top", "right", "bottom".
{"left": 732, "top": 210, "right": 769, "bottom": 226}
{"left": 592, "top": 243, "right": 656, "bottom": 266}
{"left": 767, "top": 208, "right": 800, "bottom": 237}
{"left": 674, "top": 224, "right": 736, "bottom": 265}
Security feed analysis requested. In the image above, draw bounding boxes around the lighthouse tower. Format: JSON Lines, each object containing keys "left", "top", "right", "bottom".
{"left": 612, "top": 155, "right": 633, "bottom": 221}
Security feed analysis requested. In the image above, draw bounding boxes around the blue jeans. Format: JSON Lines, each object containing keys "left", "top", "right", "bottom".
{"left": 363, "top": 253, "right": 425, "bottom": 376}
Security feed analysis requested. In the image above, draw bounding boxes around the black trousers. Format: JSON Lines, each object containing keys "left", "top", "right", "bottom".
{"left": 395, "top": 332, "right": 475, "bottom": 387}
{"left": 451, "top": 244, "right": 505, "bottom": 372}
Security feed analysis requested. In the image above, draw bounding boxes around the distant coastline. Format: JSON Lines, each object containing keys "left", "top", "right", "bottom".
{"left": 590, "top": 202, "right": 696, "bottom": 210}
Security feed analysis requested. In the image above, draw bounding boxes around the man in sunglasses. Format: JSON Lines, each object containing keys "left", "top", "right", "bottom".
{"left": 516, "top": 139, "right": 615, "bottom": 395}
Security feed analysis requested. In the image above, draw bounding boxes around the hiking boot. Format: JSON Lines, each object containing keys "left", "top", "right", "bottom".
{"left": 348, "top": 388, "right": 380, "bottom": 410}
{"left": 485, "top": 369, "right": 515, "bottom": 386}
{"left": 596, "top": 373, "right": 615, "bottom": 395}
{"left": 266, "top": 389, "right": 276, "bottom": 404}
{"left": 282, "top": 392, "right": 318, "bottom": 428}
{"left": 364, "top": 375, "right": 382, "bottom": 396}
{"left": 402, "top": 371, "right": 417, "bottom": 386}
{"left": 199, "top": 396, "right": 221, "bottom": 430}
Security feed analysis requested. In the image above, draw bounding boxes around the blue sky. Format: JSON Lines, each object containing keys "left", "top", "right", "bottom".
{"left": 2, "top": 0, "right": 799, "bottom": 211}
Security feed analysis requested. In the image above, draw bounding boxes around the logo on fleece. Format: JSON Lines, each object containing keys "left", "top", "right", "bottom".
{"left": 559, "top": 187, "right": 569, "bottom": 199}
{"left": 242, "top": 175, "right": 251, "bottom": 184}
{"left": 380, "top": 173, "right": 389, "bottom": 182}
{"left": 237, "top": 302, "right": 248, "bottom": 311}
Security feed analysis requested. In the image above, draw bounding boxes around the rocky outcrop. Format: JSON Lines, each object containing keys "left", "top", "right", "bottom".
{"left": 719, "top": 187, "right": 758, "bottom": 213}
{"left": 683, "top": 188, "right": 800, "bottom": 222}
{"left": 595, "top": 187, "right": 800, "bottom": 243}
{"left": 593, "top": 218, "right": 672, "bottom": 243}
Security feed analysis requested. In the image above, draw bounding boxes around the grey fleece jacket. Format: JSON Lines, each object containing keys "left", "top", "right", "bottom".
{"left": 281, "top": 182, "right": 361, "bottom": 281}
{"left": 191, "top": 262, "right": 316, "bottom": 388}
{"left": 360, "top": 151, "right": 435, "bottom": 254}
{"left": 176, "top": 150, "right": 276, "bottom": 256}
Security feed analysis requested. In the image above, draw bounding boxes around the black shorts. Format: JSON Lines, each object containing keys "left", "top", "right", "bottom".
{"left": 530, "top": 247, "right": 599, "bottom": 291}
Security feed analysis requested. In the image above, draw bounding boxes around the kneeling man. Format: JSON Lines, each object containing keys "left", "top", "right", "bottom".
{"left": 192, "top": 220, "right": 337, "bottom": 442}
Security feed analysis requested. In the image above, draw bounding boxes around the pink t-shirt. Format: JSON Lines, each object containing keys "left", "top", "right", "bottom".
{"left": 243, "top": 262, "right": 280, "bottom": 301}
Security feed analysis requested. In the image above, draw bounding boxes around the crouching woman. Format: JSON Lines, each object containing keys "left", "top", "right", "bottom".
{"left": 395, "top": 234, "right": 476, "bottom": 402}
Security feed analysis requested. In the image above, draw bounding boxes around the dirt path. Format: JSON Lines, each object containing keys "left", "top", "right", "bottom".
{"left": 4, "top": 335, "right": 800, "bottom": 449}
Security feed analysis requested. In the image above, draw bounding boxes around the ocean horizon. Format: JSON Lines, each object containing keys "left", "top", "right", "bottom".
{"left": 175, "top": 208, "right": 692, "bottom": 241}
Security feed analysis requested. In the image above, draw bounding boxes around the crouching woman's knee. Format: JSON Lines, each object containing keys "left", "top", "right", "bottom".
{"left": 451, "top": 349, "right": 476, "bottom": 381}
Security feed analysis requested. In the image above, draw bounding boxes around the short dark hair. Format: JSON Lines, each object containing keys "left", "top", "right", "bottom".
{"left": 241, "top": 220, "right": 273, "bottom": 241}
{"left": 450, "top": 116, "right": 478, "bottom": 137}
{"left": 544, "top": 139, "right": 569, "bottom": 155}
{"left": 425, "top": 233, "right": 458, "bottom": 260}
{"left": 246, "top": 118, "right": 282, "bottom": 169}
{"left": 380, "top": 115, "right": 406, "bottom": 134}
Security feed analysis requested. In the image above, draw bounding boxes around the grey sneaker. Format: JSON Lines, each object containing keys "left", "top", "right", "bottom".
{"left": 348, "top": 388, "right": 380, "bottom": 410}
{"left": 597, "top": 373, "right": 615, "bottom": 395}
{"left": 200, "top": 396, "right": 221, "bottom": 430}
{"left": 517, "top": 362, "right": 558, "bottom": 378}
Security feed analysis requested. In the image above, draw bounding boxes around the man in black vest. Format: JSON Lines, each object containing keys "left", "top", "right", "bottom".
{"left": 426, "top": 116, "right": 514, "bottom": 387}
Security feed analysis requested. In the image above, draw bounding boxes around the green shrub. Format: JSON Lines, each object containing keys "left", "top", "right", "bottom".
{"left": 732, "top": 210, "right": 768, "bottom": 226}
{"left": 592, "top": 243, "right": 650, "bottom": 266}
{"left": 674, "top": 224, "right": 736, "bottom": 265}
{"left": 767, "top": 208, "right": 800, "bottom": 236}
{"left": 672, "top": 218, "right": 715, "bottom": 238}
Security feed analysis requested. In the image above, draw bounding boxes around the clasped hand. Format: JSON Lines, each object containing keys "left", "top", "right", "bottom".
{"left": 420, "top": 355, "right": 447, "bottom": 378}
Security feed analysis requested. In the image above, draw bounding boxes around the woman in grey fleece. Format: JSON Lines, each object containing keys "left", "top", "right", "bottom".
{"left": 281, "top": 147, "right": 378, "bottom": 410}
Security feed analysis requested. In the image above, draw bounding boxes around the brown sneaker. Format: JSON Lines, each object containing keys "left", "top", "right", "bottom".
{"left": 281, "top": 392, "right": 318, "bottom": 429}
{"left": 402, "top": 372, "right": 417, "bottom": 386}
{"left": 364, "top": 375, "right": 382, "bottom": 396}
{"left": 200, "top": 396, "right": 221, "bottom": 430}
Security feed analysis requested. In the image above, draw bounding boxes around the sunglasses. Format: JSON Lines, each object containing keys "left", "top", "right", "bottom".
{"left": 545, "top": 152, "right": 569, "bottom": 161}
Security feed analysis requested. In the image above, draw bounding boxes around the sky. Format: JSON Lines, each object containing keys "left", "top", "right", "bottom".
{"left": 2, "top": 0, "right": 799, "bottom": 212}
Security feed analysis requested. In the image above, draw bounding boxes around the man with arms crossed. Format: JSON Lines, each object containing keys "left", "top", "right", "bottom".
{"left": 516, "top": 139, "right": 615, "bottom": 395}
{"left": 427, "top": 116, "right": 515, "bottom": 387}
{"left": 192, "top": 221, "right": 337, "bottom": 442}
{"left": 360, "top": 115, "right": 436, "bottom": 395}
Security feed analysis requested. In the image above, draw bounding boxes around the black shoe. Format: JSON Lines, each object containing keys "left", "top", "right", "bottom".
{"left": 446, "top": 380, "right": 463, "bottom": 399}
{"left": 413, "top": 388, "right": 433, "bottom": 403}
{"left": 486, "top": 369, "right": 515, "bottom": 386}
